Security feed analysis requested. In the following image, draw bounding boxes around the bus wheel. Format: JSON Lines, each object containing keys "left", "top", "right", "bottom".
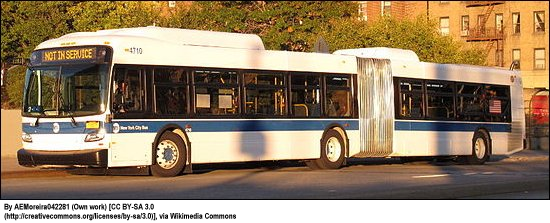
{"left": 151, "top": 131, "right": 187, "bottom": 177}
{"left": 462, "top": 131, "right": 490, "bottom": 165}
{"left": 316, "top": 129, "right": 346, "bottom": 169}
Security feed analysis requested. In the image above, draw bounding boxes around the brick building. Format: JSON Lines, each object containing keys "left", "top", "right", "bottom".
{"left": 358, "top": 1, "right": 549, "bottom": 91}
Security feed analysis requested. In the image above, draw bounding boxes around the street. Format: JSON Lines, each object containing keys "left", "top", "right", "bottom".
{"left": 1, "top": 150, "right": 548, "bottom": 199}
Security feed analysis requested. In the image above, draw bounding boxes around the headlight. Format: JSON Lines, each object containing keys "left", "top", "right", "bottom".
{"left": 22, "top": 132, "right": 33, "bottom": 143}
{"left": 84, "top": 129, "right": 105, "bottom": 142}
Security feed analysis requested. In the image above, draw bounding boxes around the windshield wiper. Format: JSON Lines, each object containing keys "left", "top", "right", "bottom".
{"left": 34, "top": 114, "right": 43, "bottom": 127}
{"left": 59, "top": 98, "right": 78, "bottom": 127}
{"left": 67, "top": 111, "right": 78, "bottom": 127}
{"left": 53, "top": 72, "right": 77, "bottom": 127}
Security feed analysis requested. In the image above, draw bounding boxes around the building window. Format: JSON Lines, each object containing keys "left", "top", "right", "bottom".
{"left": 534, "top": 11, "right": 545, "bottom": 33}
{"left": 358, "top": 1, "right": 368, "bottom": 21}
{"left": 381, "top": 1, "right": 391, "bottom": 16}
{"left": 512, "top": 13, "right": 520, "bottom": 34}
{"left": 512, "top": 49, "right": 521, "bottom": 69}
{"left": 477, "top": 14, "right": 486, "bottom": 27}
{"left": 461, "top": 15, "right": 470, "bottom": 36}
{"left": 440, "top": 17, "right": 450, "bottom": 36}
{"left": 534, "top": 48, "right": 546, "bottom": 70}
{"left": 495, "top": 13, "right": 503, "bottom": 32}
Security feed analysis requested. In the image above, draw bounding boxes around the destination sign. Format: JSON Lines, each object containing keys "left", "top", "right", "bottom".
{"left": 42, "top": 47, "right": 96, "bottom": 62}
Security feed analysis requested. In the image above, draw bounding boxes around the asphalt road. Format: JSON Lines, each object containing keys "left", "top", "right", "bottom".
{"left": 1, "top": 151, "right": 548, "bottom": 200}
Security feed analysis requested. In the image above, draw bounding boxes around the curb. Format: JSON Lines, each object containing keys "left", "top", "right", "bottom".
{"left": 1, "top": 169, "right": 70, "bottom": 179}
{"left": 323, "top": 178, "right": 550, "bottom": 199}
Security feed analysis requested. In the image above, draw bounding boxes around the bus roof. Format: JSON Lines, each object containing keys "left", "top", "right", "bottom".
{"left": 333, "top": 47, "right": 420, "bottom": 62}
{"left": 35, "top": 26, "right": 356, "bottom": 74}
{"left": 37, "top": 26, "right": 265, "bottom": 50}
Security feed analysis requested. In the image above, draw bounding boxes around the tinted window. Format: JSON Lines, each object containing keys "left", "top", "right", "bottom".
{"left": 291, "top": 74, "right": 321, "bottom": 117}
{"left": 154, "top": 68, "right": 188, "bottom": 115}
{"left": 426, "top": 81, "right": 455, "bottom": 120}
{"left": 244, "top": 72, "right": 286, "bottom": 116}
{"left": 193, "top": 70, "right": 239, "bottom": 115}
{"left": 326, "top": 75, "right": 352, "bottom": 117}
{"left": 397, "top": 79, "right": 424, "bottom": 119}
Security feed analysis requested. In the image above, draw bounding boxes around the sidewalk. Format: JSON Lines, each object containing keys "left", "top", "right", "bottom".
{"left": 2, "top": 149, "right": 548, "bottom": 175}
{"left": 491, "top": 149, "right": 549, "bottom": 162}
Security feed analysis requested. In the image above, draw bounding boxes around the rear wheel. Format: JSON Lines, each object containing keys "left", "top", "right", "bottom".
{"left": 151, "top": 131, "right": 187, "bottom": 177}
{"left": 314, "top": 129, "right": 346, "bottom": 169}
{"left": 459, "top": 131, "right": 490, "bottom": 165}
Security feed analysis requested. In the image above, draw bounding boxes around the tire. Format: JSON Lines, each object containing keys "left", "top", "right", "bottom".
{"left": 461, "top": 131, "right": 490, "bottom": 165}
{"left": 314, "top": 129, "right": 346, "bottom": 169}
{"left": 151, "top": 131, "right": 187, "bottom": 177}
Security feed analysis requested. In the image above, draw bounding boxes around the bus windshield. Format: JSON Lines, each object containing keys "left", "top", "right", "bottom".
{"left": 22, "top": 64, "right": 109, "bottom": 117}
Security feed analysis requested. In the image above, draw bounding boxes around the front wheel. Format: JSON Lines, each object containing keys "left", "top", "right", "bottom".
{"left": 312, "top": 129, "right": 346, "bottom": 169}
{"left": 151, "top": 131, "right": 187, "bottom": 177}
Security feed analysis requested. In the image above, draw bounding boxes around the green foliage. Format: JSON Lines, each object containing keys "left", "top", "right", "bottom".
{"left": 3, "top": 66, "right": 26, "bottom": 109}
{"left": 317, "top": 18, "right": 370, "bottom": 52}
{"left": 162, "top": 1, "right": 359, "bottom": 51}
{"left": 68, "top": 1, "right": 161, "bottom": 32}
{"left": 362, "top": 16, "right": 487, "bottom": 65}
{"left": 1, "top": 1, "right": 74, "bottom": 61}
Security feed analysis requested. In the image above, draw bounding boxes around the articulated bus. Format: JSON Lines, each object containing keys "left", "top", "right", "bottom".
{"left": 18, "top": 27, "right": 525, "bottom": 177}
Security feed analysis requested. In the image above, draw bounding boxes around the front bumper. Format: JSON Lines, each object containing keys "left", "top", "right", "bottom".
{"left": 17, "top": 149, "right": 108, "bottom": 167}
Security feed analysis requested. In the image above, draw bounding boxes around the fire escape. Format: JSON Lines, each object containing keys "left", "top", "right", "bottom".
{"left": 465, "top": 1, "right": 505, "bottom": 67}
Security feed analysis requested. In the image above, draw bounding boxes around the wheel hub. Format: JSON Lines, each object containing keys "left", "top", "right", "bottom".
{"left": 474, "top": 138, "right": 486, "bottom": 159}
{"left": 156, "top": 140, "right": 179, "bottom": 169}
{"left": 325, "top": 137, "right": 342, "bottom": 162}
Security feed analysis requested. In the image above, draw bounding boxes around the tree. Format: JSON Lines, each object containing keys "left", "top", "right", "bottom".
{"left": 2, "top": 1, "right": 75, "bottom": 109}
{"left": 363, "top": 16, "right": 486, "bottom": 65}
{"left": 162, "top": 1, "right": 359, "bottom": 51}
{"left": 2, "top": 66, "right": 26, "bottom": 108}
{"left": 67, "top": 1, "right": 161, "bottom": 31}
{"left": 1, "top": 1, "right": 74, "bottom": 62}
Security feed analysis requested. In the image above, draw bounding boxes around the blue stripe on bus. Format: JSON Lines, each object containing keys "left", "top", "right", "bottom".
{"left": 394, "top": 121, "right": 511, "bottom": 132}
{"left": 108, "top": 120, "right": 360, "bottom": 133}
{"left": 23, "top": 120, "right": 360, "bottom": 134}
{"left": 22, "top": 122, "right": 89, "bottom": 134}
{"left": 22, "top": 119, "right": 511, "bottom": 134}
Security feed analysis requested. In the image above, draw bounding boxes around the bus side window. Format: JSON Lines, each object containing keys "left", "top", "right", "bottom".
{"left": 113, "top": 68, "right": 129, "bottom": 113}
{"left": 426, "top": 81, "right": 455, "bottom": 120}
{"left": 244, "top": 72, "right": 286, "bottom": 116}
{"left": 194, "top": 70, "right": 239, "bottom": 116}
{"left": 112, "top": 68, "right": 146, "bottom": 116}
{"left": 325, "top": 75, "right": 351, "bottom": 118}
{"left": 290, "top": 73, "right": 321, "bottom": 117}
{"left": 457, "top": 83, "right": 483, "bottom": 121}
{"left": 398, "top": 79, "right": 424, "bottom": 119}
{"left": 154, "top": 68, "right": 187, "bottom": 115}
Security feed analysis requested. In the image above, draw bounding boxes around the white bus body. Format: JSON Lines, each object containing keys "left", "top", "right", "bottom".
{"left": 19, "top": 27, "right": 524, "bottom": 176}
